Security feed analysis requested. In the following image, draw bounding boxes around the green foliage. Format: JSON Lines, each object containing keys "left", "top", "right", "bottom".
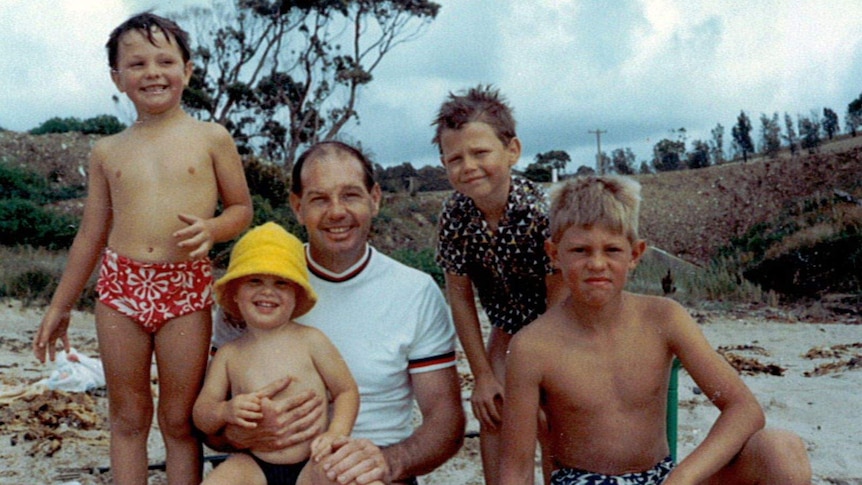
{"left": 718, "top": 190, "right": 862, "bottom": 298}
{"left": 651, "top": 138, "right": 685, "bottom": 172}
{"left": 798, "top": 114, "right": 821, "bottom": 154}
{"left": 1, "top": 269, "right": 56, "bottom": 306}
{"left": 0, "top": 161, "right": 81, "bottom": 250}
{"left": 390, "top": 248, "right": 444, "bottom": 288}
{"left": 846, "top": 92, "right": 862, "bottom": 136}
{"left": 80, "top": 114, "right": 127, "bottom": 135}
{"left": 686, "top": 140, "right": 711, "bottom": 169}
{"left": 0, "top": 198, "right": 78, "bottom": 249}
{"left": 0, "top": 161, "right": 51, "bottom": 203}
{"left": 522, "top": 162, "right": 552, "bottom": 182}
{"left": 30, "top": 117, "right": 83, "bottom": 134}
{"left": 731, "top": 111, "right": 754, "bottom": 162}
{"left": 30, "top": 115, "right": 126, "bottom": 135}
{"left": 243, "top": 156, "right": 291, "bottom": 208}
{"left": 610, "top": 148, "right": 636, "bottom": 175}
{"left": 758, "top": 112, "right": 781, "bottom": 158}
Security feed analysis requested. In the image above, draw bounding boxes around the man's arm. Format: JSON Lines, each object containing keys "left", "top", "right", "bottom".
{"left": 383, "top": 366, "right": 465, "bottom": 480}
{"left": 315, "top": 366, "right": 465, "bottom": 485}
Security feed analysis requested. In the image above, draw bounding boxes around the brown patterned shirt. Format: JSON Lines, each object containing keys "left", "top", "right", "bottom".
{"left": 436, "top": 176, "right": 554, "bottom": 334}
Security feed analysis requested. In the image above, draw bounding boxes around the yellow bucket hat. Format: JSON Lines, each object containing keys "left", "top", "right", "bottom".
{"left": 214, "top": 222, "right": 317, "bottom": 320}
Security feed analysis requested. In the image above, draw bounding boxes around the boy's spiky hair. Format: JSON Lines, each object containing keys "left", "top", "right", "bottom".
{"left": 549, "top": 175, "right": 642, "bottom": 243}
{"left": 430, "top": 84, "right": 517, "bottom": 151}
{"left": 106, "top": 12, "right": 191, "bottom": 70}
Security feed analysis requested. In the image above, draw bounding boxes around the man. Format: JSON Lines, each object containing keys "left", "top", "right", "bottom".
{"left": 208, "top": 141, "right": 465, "bottom": 484}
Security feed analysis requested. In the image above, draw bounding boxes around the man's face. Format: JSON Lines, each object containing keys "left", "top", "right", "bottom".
{"left": 289, "top": 153, "right": 381, "bottom": 271}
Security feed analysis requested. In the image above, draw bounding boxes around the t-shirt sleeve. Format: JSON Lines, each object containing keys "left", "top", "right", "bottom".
{"left": 407, "top": 276, "right": 457, "bottom": 374}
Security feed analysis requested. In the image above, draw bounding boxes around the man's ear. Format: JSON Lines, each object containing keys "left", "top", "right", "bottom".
{"left": 289, "top": 192, "right": 304, "bottom": 225}
{"left": 370, "top": 183, "right": 382, "bottom": 217}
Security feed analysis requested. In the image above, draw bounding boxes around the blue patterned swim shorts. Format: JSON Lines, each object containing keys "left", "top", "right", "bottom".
{"left": 550, "top": 456, "right": 675, "bottom": 485}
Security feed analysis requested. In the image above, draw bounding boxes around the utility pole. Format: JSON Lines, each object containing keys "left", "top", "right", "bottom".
{"left": 589, "top": 129, "right": 607, "bottom": 174}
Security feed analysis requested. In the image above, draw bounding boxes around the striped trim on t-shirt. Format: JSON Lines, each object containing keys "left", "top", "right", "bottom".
{"left": 408, "top": 350, "right": 457, "bottom": 373}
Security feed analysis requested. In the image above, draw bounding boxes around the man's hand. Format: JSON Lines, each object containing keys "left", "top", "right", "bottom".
{"left": 317, "top": 437, "right": 390, "bottom": 485}
{"left": 224, "top": 377, "right": 326, "bottom": 451}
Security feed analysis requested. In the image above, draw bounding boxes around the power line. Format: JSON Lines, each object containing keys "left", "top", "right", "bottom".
{"left": 588, "top": 129, "right": 607, "bottom": 174}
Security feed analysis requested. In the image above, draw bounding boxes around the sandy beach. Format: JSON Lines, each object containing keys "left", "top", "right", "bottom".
{"left": 1, "top": 299, "right": 860, "bottom": 484}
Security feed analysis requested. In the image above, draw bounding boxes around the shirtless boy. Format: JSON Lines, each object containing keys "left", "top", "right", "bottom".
{"left": 33, "top": 13, "right": 252, "bottom": 484}
{"left": 500, "top": 175, "right": 811, "bottom": 485}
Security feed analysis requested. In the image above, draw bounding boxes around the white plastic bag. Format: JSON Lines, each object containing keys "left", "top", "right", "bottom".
{"left": 38, "top": 349, "right": 106, "bottom": 392}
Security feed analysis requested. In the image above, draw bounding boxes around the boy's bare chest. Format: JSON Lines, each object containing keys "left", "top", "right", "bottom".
{"left": 230, "top": 346, "right": 323, "bottom": 397}
{"left": 544, "top": 336, "right": 669, "bottom": 412}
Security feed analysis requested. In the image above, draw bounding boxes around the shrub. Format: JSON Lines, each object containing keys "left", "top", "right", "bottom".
{"left": 0, "top": 198, "right": 78, "bottom": 249}
{"left": 390, "top": 248, "right": 445, "bottom": 288}
{"left": 30, "top": 115, "right": 127, "bottom": 135}
{"left": 0, "top": 161, "right": 51, "bottom": 202}
{"left": 243, "top": 157, "right": 291, "bottom": 208}
{"left": 1, "top": 269, "right": 57, "bottom": 306}
{"left": 30, "top": 117, "right": 84, "bottom": 134}
{"left": 80, "top": 115, "right": 126, "bottom": 135}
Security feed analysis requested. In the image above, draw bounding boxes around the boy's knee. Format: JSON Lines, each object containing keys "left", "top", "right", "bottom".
{"left": 110, "top": 406, "right": 153, "bottom": 437}
{"left": 750, "top": 429, "right": 811, "bottom": 483}
{"left": 158, "top": 410, "right": 195, "bottom": 439}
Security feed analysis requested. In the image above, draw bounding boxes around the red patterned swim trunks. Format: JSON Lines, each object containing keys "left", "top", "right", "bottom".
{"left": 96, "top": 247, "right": 214, "bottom": 333}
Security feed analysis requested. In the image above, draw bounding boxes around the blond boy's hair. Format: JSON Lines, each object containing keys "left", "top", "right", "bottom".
{"left": 549, "top": 175, "right": 642, "bottom": 243}
{"left": 430, "top": 84, "right": 516, "bottom": 151}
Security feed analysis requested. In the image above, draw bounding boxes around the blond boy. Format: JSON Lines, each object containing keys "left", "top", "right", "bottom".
{"left": 33, "top": 13, "right": 252, "bottom": 484}
{"left": 500, "top": 175, "right": 811, "bottom": 484}
{"left": 194, "top": 222, "right": 378, "bottom": 485}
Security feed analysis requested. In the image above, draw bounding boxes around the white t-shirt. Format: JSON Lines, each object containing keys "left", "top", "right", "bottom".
{"left": 212, "top": 245, "right": 456, "bottom": 446}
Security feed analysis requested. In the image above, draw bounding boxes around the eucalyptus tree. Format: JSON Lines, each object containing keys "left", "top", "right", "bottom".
{"left": 177, "top": 0, "right": 440, "bottom": 169}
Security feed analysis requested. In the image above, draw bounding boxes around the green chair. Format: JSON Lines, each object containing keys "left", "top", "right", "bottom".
{"left": 666, "top": 358, "right": 682, "bottom": 461}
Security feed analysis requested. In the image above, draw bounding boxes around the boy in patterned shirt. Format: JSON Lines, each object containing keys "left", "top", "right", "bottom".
{"left": 432, "top": 85, "right": 563, "bottom": 484}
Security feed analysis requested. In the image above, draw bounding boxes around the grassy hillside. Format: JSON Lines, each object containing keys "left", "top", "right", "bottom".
{"left": 2, "top": 130, "right": 861, "bottom": 306}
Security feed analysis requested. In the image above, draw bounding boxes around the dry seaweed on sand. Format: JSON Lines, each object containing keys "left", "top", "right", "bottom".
{"left": 717, "top": 346, "right": 785, "bottom": 376}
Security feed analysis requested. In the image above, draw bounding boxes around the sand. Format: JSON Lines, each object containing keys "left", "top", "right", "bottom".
{"left": 1, "top": 299, "right": 860, "bottom": 484}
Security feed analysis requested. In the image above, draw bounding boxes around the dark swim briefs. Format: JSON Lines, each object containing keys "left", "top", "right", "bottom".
{"left": 550, "top": 456, "right": 675, "bottom": 485}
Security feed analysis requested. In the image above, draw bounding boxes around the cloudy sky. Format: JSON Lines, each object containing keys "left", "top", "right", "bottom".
{"left": 2, "top": 1, "right": 862, "bottom": 171}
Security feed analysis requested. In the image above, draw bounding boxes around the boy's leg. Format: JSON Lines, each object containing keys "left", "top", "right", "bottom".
{"left": 705, "top": 428, "right": 811, "bottom": 485}
{"left": 202, "top": 453, "right": 266, "bottom": 485}
{"left": 154, "top": 309, "right": 212, "bottom": 485}
{"left": 94, "top": 303, "right": 156, "bottom": 484}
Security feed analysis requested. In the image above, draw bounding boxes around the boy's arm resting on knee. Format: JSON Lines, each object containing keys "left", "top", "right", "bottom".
{"left": 381, "top": 366, "right": 465, "bottom": 481}
{"left": 668, "top": 303, "right": 766, "bottom": 482}
{"left": 500, "top": 334, "right": 542, "bottom": 485}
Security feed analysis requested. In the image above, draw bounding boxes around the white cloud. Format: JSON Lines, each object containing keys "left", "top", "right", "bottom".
{"left": 3, "top": 0, "right": 862, "bottom": 168}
